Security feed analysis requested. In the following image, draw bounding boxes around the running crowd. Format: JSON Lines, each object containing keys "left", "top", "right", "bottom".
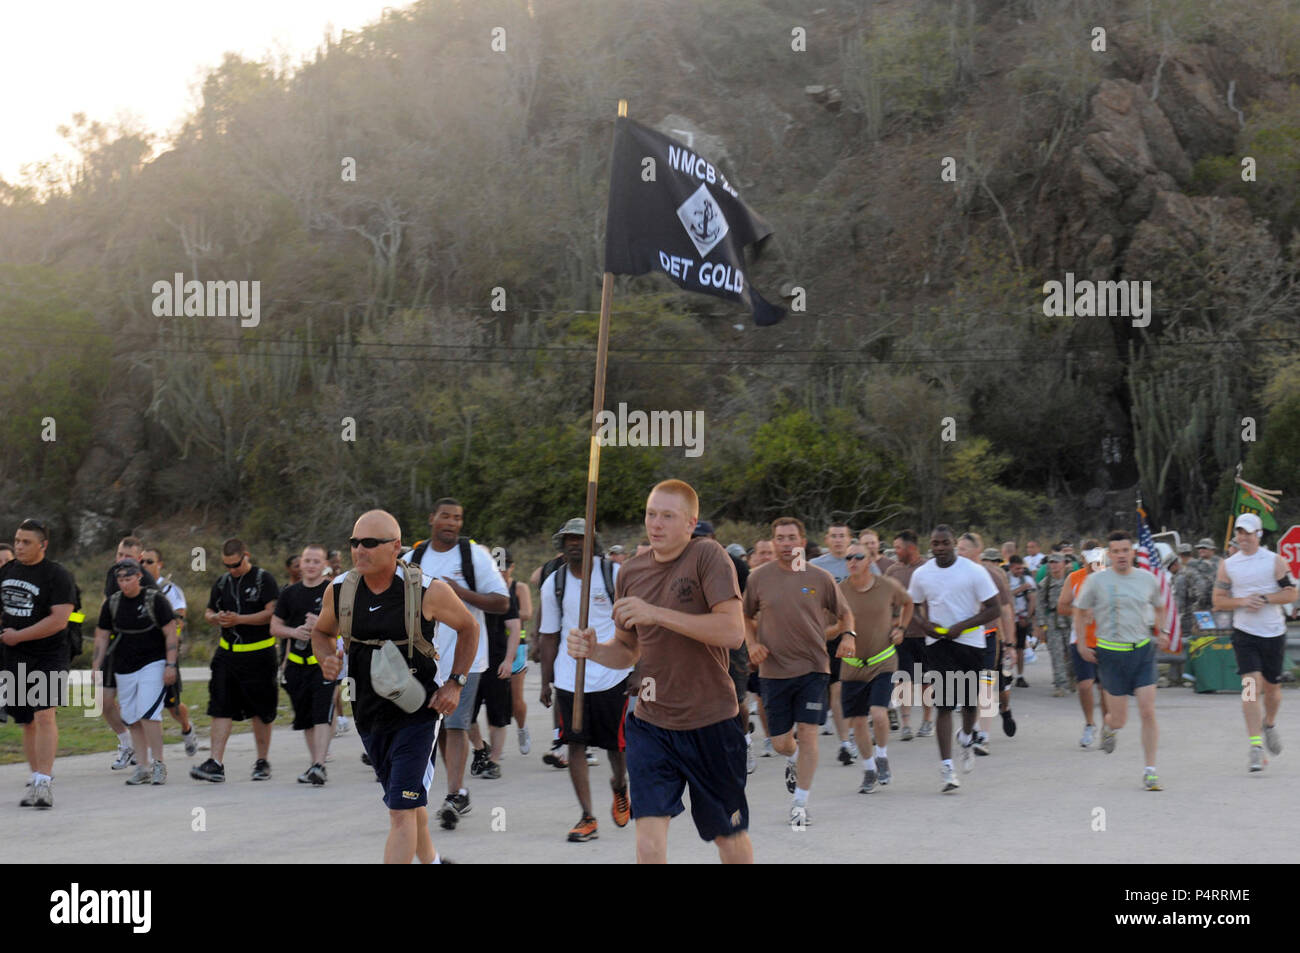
{"left": 0, "top": 491, "right": 1294, "bottom": 863}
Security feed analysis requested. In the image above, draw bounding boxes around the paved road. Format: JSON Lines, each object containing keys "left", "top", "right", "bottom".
{"left": 2, "top": 656, "right": 1292, "bottom": 863}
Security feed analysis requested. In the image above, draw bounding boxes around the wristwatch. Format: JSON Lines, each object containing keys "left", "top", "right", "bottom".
{"left": 449, "top": 673, "right": 468, "bottom": 687}
{"left": 840, "top": 630, "right": 857, "bottom": 639}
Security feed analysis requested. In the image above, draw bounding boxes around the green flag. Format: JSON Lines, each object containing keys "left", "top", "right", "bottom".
{"left": 1233, "top": 483, "right": 1278, "bottom": 530}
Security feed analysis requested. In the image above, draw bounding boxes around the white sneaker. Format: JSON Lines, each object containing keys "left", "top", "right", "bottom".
{"left": 585, "top": 749, "right": 599, "bottom": 766}
{"left": 182, "top": 729, "right": 198, "bottom": 757}
{"left": 761, "top": 738, "right": 775, "bottom": 757}
{"left": 746, "top": 741, "right": 756, "bottom": 775}
{"left": 940, "top": 764, "right": 960, "bottom": 793}
{"left": 111, "top": 746, "right": 137, "bottom": 770}
{"left": 789, "top": 803, "right": 811, "bottom": 828}
{"left": 518, "top": 726, "right": 532, "bottom": 755}
{"left": 151, "top": 761, "right": 167, "bottom": 785}
{"left": 847, "top": 739, "right": 861, "bottom": 759}
{"left": 960, "top": 737, "right": 975, "bottom": 773}
{"left": 1080, "top": 724, "right": 1096, "bottom": 747}
{"left": 334, "top": 715, "right": 351, "bottom": 737}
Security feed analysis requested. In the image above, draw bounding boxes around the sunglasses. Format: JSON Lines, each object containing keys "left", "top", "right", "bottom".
{"left": 846, "top": 553, "right": 868, "bottom": 561}
{"left": 222, "top": 560, "right": 243, "bottom": 569}
{"left": 349, "top": 537, "right": 396, "bottom": 549}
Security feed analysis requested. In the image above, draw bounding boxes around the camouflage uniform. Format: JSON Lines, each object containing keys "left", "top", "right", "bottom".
{"left": 1177, "top": 557, "right": 1217, "bottom": 636}
{"left": 1036, "top": 570, "right": 1074, "bottom": 690}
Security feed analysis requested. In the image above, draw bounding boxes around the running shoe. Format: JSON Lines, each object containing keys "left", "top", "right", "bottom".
{"left": 1264, "top": 724, "right": 1282, "bottom": 756}
{"left": 361, "top": 751, "right": 372, "bottom": 766}
{"left": 973, "top": 730, "right": 990, "bottom": 756}
{"left": 1249, "top": 745, "right": 1265, "bottom": 773}
{"left": 1100, "top": 726, "right": 1117, "bottom": 754}
{"left": 917, "top": 721, "right": 935, "bottom": 738}
{"left": 820, "top": 724, "right": 833, "bottom": 736}
{"left": 568, "top": 814, "right": 599, "bottom": 842}
{"left": 307, "top": 763, "right": 327, "bottom": 785}
{"left": 543, "top": 742, "right": 567, "bottom": 768}
{"left": 190, "top": 758, "right": 226, "bottom": 782}
{"left": 20, "top": 782, "right": 35, "bottom": 806}
{"left": 858, "top": 768, "right": 878, "bottom": 794}
{"left": 182, "top": 728, "right": 198, "bottom": 757}
{"left": 940, "top": 764, "right": 960, "bottom": 793}
{"left": 888, "top": 707, "right": 900, "bottom": 731}
{"left": 1015, "top": 676, "right": 1029, "bottom": 688}
{"left": 151, "top": 761, "right": 167, "bottom": 785}
{"left": 611, "top": 786, "right": 631, "bottom": 827}
{"left": 790, "top": 804, "right": 811, "bottom": 827}
{"left": 439, "top": 792, "right": 471, "bottom": 829}
{"left": 518, "top": 726, "right": 532, "bottom": 755}
{"left": 784, "top": 760, "right": 797, "bottom": 794}
{"left": 847, "top": 739, "right": 861, "bottom": 759}
{"left": 1080, "top": 724, "right": 1096, "bottom": 747}
{"left": 1143, "top": 771, "right": 1163, "bottom": 791}
{"left": 838, "top": 744, "right": 855, "bottom": 766}
{"left": 586, "top": 749, "right": 599, "bottom": 766}
{"left": 876, "top": 756, "right": 892, "bottom": 785}
{"left": 482, "top": 760, "right": 502, "bottom": 780}
{"left": 334, "top": 715, "right": 351, "bottom": 736}
{"left": 470, "top": 743, "right": 489, "bottom": 777}
{"left": 746, "top": 742, "right": 756, "bottom": 775}
{"left": 251, "top": 759, "right": 272, "bottom": 781}
{"left": 297, "top": 765, "right": 315, "bottom": 784}
{"left": 900, "top": 725, "right": 915, "bottom": 742}
{"left": 1052, "top": 687, "right": 1066, "bottom": 697}
{"left": 125, "top": 764, "right": 151, "bottom": 786}
{"left": 1000, "top": 709, "right": 1017, "bottom": 737}
{"left": 32, "top": 777, "right": 53, "bottom": 809}
{"left": 761, "top": 738, "right": 775, "bottom": 757}
{"left": 111, "top": 746, "right": 137, "bottom": 771}
{"left": 960, "top": 736, "right": 975, "bottom": 773}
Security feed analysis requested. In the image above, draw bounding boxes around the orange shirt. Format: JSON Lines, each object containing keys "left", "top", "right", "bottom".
{"left": 1067, "top": 568, "right": 1098, "bottom": 648}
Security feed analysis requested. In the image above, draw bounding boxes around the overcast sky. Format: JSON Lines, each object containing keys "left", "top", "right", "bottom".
{"left": 0, "top": 0, "right": 398, "bottom": 183}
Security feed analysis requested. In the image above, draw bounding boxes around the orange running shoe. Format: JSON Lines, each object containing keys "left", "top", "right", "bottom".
{"left": 611, "top": 786, "right": 631, "bottom": 827}
{"left": 567, "top": 814, "right": 598, "bottom": 842}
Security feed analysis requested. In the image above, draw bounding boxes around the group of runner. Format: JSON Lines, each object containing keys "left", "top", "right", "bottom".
{"left": 2, "top": 494, "right": 1295, "bottom": 864}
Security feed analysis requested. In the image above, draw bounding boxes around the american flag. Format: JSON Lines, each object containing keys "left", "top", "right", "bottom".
{"left": 1136, "top": 507, "right": 1182, "bottom": 653}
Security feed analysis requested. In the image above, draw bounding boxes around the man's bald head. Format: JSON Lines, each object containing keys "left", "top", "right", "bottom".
{"left": 350, "top": 509, "right": 402, "bottom": 577}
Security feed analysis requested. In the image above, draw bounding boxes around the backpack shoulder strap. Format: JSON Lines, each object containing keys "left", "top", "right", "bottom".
{"left": 337, "top": 573, "right": 360, "bottom": 652}
{"left": 409, "top": 539, "right": 429, "bottom": 564}
{"left": 554, "top": 559, "right": 567, "bottom": 605}
{"left": 401, "top": 560, "right": 424, "bottom": 663}
{"left": 601, "top": 556, "right": 616, "bottom": 600}
{"left": 459, "top": 537, "right": 477, "bottom": 592}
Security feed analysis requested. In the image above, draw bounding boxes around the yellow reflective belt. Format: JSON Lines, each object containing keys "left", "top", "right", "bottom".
{"left": 842, "top": 656, "right": 865, "bottom": 668}
{"left": 1096, "top": 638, "right": 1150, "bottom": 652}
{"left": 68, "top": 611, "right": 85, "bottom": 624}
{"left": 866, "top": 645, "right": 897, "bottom": 666}
{"left": 932, "top": 626, "right": 983, "bottom": 637}
{"left": 219, "top": 637, "right": 276, "bottom": 653}
{"left": 287, "top": 652, "right": 318, "bottom": 665}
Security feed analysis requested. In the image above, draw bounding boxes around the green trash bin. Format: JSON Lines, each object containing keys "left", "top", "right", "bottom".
{"left": 1186, "top": 631, "right": 1240, "bottom": 693}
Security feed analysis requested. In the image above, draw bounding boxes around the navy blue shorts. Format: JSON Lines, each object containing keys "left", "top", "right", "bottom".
{"left": 826, "top": 635, "right": 843, "bottom": 684}
{"left": 1070, "top": 643, "right": 1098, "bottom": 682}
{"left": 760, "top": 671, "right": 830, "bottom": 737}
{"left": 840, "top": 673, "right": 893, "bottom": 717}
{"left": 1097, "top": 641, "right": 1156, "bottom": 697}
{"left": 624, "top": 712, "right": 749, "bottom": 842}
{"left": 360, "top": 718, "right": 441, "bottom": 810}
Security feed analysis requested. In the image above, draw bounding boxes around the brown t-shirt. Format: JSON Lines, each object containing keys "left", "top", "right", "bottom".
{"left": 885, "top": 559, "right": 927, "bottom": 639}
{"left": 742, "top": 562, "right": 844, "bottom": 679}
{"left": 615, "top": 537, "right": 741, "bottom": 731}
{"left": 984, "top": 562, "right": 1012, "bottom": 636}
{"left": 837, "top": 574, "right": 909, "bottom": 682}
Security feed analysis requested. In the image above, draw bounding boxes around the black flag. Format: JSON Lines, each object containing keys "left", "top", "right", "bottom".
{"left": 604, "top": 117, "right": 784, "bottom": 326}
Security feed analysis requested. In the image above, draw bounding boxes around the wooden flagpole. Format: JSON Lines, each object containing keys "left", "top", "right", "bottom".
{"left": 572, "top": 98, "right": 627, "bottom": 732}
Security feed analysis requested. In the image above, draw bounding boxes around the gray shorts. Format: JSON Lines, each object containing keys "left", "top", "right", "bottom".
{"left": 443, "top": 672, "right": 482, "bottom": 730}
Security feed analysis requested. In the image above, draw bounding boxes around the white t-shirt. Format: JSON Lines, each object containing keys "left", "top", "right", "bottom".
{"left": 908, "top": 557, "right": 999, "bottom": 648}
{"left": 157, "top": 577, "right": 187, "bottom": 614}
{"left": 540, "top": 558, "right": 629, "bottom": 693}
{"left": 407, "top": 541, "right": 508, "bottom": 675}
{"left": 1008, "top": 572, "right": 1037, "bottom": 617}
{"left": 1023, "top": 553, "right": 1045, "bottom": 574}
{"left": 1225, "top": 547, "right": 1288, "bottom": 638}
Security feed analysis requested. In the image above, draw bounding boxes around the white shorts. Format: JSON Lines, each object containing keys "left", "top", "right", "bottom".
{"left": 117, "top": 660, "right": 167, "bottom": 723}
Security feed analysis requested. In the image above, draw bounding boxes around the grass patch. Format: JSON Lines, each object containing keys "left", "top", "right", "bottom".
{"left": 0, "top": 679, "right": 304, "bottom": 766}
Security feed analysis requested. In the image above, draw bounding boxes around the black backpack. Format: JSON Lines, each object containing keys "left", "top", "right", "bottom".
{"left": 407, "top": 537, "right": 477, "bottom": 591}
{"left": 550, "top": 556, "right": 618, "bottom": 616}
{"left": 66, "top": 582, "right": 84, "bottom": 661}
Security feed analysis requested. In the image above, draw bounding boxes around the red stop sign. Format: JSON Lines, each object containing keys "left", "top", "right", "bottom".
{"left": 1280, "top": 525, "right": 1300, "bottom": 582}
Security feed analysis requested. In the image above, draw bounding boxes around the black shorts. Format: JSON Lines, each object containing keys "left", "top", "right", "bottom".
{"left": 207, "top": 648, "right": 278, "bottom": 723}
{"left": 827, "top": 635, "right": 843, "bottom": 683}
{"left": 746, "top": 670, "right": 760, "bottom": 695}
{"left": 284, "top": 661, "right": 334, "bottom": 729}
{"left": 922, "top": 639, "right": 984, "bottom": 710}
{"left": 555, "top": 684, "right": 629, "bottom": 751}
{"left": 1232, "top": 629, "right": 1287, "bottom": 684}
{"left": 841, "top": 673, "right": 894, "bottom": 717}
{"left": 625, "top": 711, "right": 748, "bottom": 842}
{"left": 102, "top": 654, "right": 117, "bottom": 690}
{"left": 760, "top": 671, "right": 830, "bottom": 737}
{"left": 473, "top": 667, "right": 513, "bottom": 729}
{"left": 1015, "top": 619, "right": 1030, "bottom": 649}
{"left": 728, "top": 645, "right": 750, "bottom": 708}
{"left": 2, "top": 646, "right": 70, "bottom": 723}
{"left": 163, "top": 668, "right": 184, "bottom": 710}
{"left": 361, "top": 718, "right": 441, "bottom": 810}
{"left": 896, "top": 639, "right": 926, "bottom": 683}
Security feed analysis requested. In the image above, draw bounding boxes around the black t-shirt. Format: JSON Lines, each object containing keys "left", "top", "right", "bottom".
{"left": 334, "top": 568, "right": 440, "bottom": 733}
{"left": 484, "top": 580, "right": 521, "bottom": 665}
{"left": 97, "top": 589, "right": 174, "bottom": 675}
{"left": 730, "top": 553, "right": 750, "bottom": 594}
{"left": 0, "top": 557, "right": 75, "bottom": 661}
{"left": 207, "top": 567, "right": 279, "bottom": 653}
{"left": 274, "top": 580, "right": 329, "bottom": 655}
{"left": 104, "top": 566, "right": 158, "bottom": 598}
